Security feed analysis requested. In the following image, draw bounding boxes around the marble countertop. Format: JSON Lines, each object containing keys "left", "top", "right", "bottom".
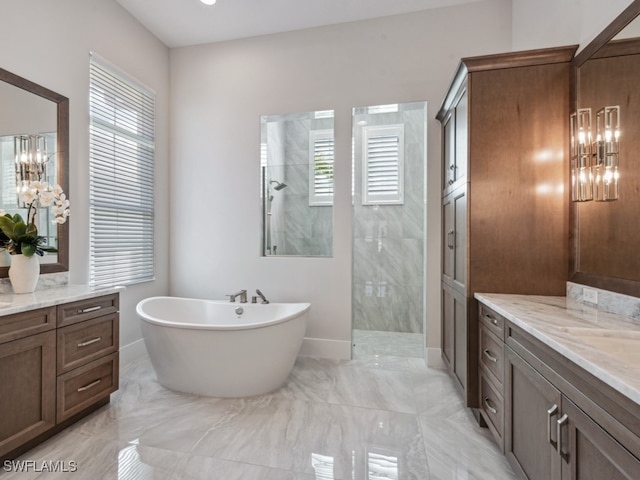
{"left": 0, "top": 284, "right": 120, "bottom": 317}
{"left": 475, "top": 293, "right": 640, "bottom": 406}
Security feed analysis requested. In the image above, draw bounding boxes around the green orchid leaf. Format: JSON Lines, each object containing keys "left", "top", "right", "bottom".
{"left": 20, "top": 243, "right": 36, "bottom": 257}
{"left": 13, "top": 222, "right": 27, "bottom": 238}
{"left": 0, "top": 216, "right": 14, "bottom": 238}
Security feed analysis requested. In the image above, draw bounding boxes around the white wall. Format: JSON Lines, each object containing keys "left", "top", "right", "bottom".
{"left": 170, "top": 0, "right": 512, "bottom": 360}
{"left": 512, "top": 0, "right": 636, "bottom": 51}
{"left": 0, "top": 0, "right": 171, "bottom": 362}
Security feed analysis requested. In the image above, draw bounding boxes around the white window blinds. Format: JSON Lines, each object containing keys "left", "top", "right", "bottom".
{"left": 89, "top": 55, "right": 155, "bottom": 287}
{"left": 309, "top": 129, "right": 334, "bottom": 206}
{"left": 362, "top": 124, "right": 404, "bottom": 205}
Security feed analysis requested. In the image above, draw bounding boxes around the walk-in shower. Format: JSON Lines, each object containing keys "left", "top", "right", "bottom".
{"left": 351, "top": 101, "right": 427, "bottom": 358}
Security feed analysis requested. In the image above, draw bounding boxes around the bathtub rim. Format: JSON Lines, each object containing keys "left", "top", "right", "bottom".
{"left": 136, "top": 296, "right": 310, "bottom": 331}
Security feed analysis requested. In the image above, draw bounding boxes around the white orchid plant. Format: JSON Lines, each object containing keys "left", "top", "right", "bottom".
{"left": 0, "top": 181, "right": 70, "bottom": 257}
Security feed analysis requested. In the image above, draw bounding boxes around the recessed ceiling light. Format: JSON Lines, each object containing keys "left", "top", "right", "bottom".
{"left": 201, "top": 0, "right": 216, "bottom": 5}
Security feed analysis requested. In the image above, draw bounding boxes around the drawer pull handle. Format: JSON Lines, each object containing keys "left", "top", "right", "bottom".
{"left": 557, "top": 414, "right": 569, "bottom": 461}
{"left": 448, "top": 179, "right": 455, "bottom": 185}
{"left": 483, "top": 349, "right": 498, "bottom": 363}
{"left": 77, "top": 379, "right": 101, "bottom": 392}
{"left": 547, "top": 404, "right": 559, "bottom": 450}
{"left": 483, "top": 396, "right": 498, "bottom": 415}
{"left": 77, "top": 337, "right": 102, "bottom": 348}
{"left": 79, "top": 305, "right": 102, "bottom": 314}
{"left": 484, "top": 314, "right": 499, "bottom": 326}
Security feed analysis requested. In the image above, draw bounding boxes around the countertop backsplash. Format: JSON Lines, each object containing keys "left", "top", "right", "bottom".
{"left": 567, "top": 281, "right": 640, "bottom": 324}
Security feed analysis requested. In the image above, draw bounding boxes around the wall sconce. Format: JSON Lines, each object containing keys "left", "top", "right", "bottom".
{"left": 593, "top": 106, "right": 620, "bottom": 202}
{"left": 14, "top": 134, "right": 48, "bottom": 206}
{"left": 570, "top": 108, "right": 593, "bottom": 202}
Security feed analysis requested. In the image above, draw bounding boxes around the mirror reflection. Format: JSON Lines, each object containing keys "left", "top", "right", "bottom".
{"left": 576, "top": 19, "right": 640, "bottom": 283}
{"left": 0, "top": 80, "right": 58, "bottom": 266}
{"left": 260, "top": 110, "right": 334, "bottom": 257}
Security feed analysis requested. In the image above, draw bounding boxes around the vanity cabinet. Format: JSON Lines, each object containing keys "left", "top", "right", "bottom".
{"left": 436, "top": 45, "right": 575, "bottom": 406}
{"left": 502, "top": 316, "right": 640, "bottom": 480}
{"left": 0, "top": 308, "right": 57, "bottom": 458}
{"left": 475, "top": 298, "right": 640, "bottom": 479}
{"left": 0, "top": 292, "right": 119, "bottom": 460}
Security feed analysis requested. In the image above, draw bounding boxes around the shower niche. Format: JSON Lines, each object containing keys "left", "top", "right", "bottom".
{"left": 260, "top": 110, "right": 334, "bottom": 257}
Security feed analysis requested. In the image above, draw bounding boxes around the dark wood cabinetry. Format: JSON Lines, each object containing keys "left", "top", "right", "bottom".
{"left": 476, "top": 298, "right": 640, "bottom": 480}
{"left": 437, "top": 46, "right": 576, "bottom": 406}
{"left": 0, "top": 292, "right": 119, "bottom": 460}
{"left": 505, "top": 346, "right": 562, "bottom": 480}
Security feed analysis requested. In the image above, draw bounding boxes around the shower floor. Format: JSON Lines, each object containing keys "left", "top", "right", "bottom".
{"left": 352, "top": 329, "right": 424, "bottom": 358}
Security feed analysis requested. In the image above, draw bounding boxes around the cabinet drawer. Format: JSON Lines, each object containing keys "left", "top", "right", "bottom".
{"left": 480, "top": 326, "right": 504, "bottom": 387}
{"left": 480, "top": 372, "right": 504, "bottom": 448}
{"left": 57, "top": 294, "right": 118, "bottom": 327}
{"left": 0, "top": 307, "right": 56, "bottom": 344}
{"left": 57, "top": 314, "right": 119, "bottom": 374}
{"left": 56, "top": 353, "right": 118, "bottom": 422}
{"left": 479, "top": 303, "right": 505, "bottom": 339}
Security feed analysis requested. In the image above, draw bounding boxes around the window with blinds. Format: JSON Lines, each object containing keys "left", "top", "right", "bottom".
{"left": 89, "top": 55, "right": 155, "bottom": 287}
{"left": 362, "top": 124, "right": 404, "bottom": 205}
{"left": 309, "top": 129, "right": 334, "bottom": 206}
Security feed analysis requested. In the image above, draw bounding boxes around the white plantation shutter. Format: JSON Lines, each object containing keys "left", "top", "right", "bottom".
{"left": 362, "top": 124, "right": 404, "bottom": 205}
{"left": 89, "top": 55, "right": 155, "bottom": 287}
{"left": 309, "top": 129, "right": 334, "bottom": 206}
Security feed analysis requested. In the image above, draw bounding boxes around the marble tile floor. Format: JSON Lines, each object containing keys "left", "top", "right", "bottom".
{"left": 352, "top": 329, "right": 424, "bottom": 358}
{"left": 2, "top": 355, "right": 518, "bottom": 480}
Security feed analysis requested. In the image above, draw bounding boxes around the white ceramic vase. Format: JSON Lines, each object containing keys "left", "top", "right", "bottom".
{"left": 9, "top": 254, "right": 40, "bottom": 294}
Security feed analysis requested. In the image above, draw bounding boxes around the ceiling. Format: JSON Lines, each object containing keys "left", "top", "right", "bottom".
{"left": 115, "top": 0, "right": 481, "bottom": 48}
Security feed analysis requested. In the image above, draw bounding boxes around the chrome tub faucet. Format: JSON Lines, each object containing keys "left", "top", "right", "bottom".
{"left": 227, "top": 289, "right": 247, "bottom": 303}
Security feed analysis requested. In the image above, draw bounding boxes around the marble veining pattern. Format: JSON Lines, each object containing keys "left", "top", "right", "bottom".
{"left": 2, "top": 354, "right": 517, "bottom": 479}
{"left": 475, "top": 293, "right": 640, "bottom": 406}
{"left": 352, "top": 103, "right": 426, "bottom": 334}
{"left": 0, "top": 271, "right": 69, "bottom": 294}
{"left": 0, "top": 284, "right": 118, "bottom": 317}
{"left": 567, "top": 281, "right": 640, "bottom": 322}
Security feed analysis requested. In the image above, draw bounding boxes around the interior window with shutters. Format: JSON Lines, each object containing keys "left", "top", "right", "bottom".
{"left": 309, "top": 129, "right": 334, "bottom": 206}
{"left": 362, "top": 124, "right": 404, "bottom": 205}
{"left": 89, "top": 55, "right": 155, "bottom": 287}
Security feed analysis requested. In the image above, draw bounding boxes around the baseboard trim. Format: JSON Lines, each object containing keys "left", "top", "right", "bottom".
{"left": 300, "top": 337, "right": 351, "bottom": 360}
{"left": 119, "top": 338, "right": 147, "bottom": 366}
{"left": 426, "top": 347, "right": 446, "bottom": 369}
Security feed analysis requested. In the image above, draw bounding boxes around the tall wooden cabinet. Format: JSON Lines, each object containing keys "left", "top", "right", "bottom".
{"left": 436, "top": 46, "right": 576, "bottom": 406}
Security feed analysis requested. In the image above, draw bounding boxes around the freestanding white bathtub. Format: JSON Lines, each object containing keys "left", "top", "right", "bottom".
{"left": 136, "top": 296, "right": 310, "bottom": 397}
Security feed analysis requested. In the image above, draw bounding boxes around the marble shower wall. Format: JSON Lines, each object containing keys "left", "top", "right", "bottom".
{"left": 266, "top": 115, "right": 333, "bottom": 256}
{"left": 352, "top": 103, "right": 426, "bottom": 333}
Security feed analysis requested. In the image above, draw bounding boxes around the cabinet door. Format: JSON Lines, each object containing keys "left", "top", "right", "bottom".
{"left": 442, "top": 194, "right": 454, "bottom": 283}
{"left": 560, "top": 398, "right": 640, "bottom": 480}
{"left": 452, "top": 187, "right": 467, "bottom": 291}
{"left": 505, "top": 347, "right": 562, "bottom": 480}
{"left": 0, "top": 331, "right": 56, "bottom": 458}
{"left": 453, "top": 89, "right": 468, "bottom": 181}
{"left": 442, "top": 186, "right": 467, "bottom": 292}
{"left": 441, "top": 284, "right": 467, "bottom": 390}
{"left": 442, "top": 111, "right": 455, "bottom": 191}
{"left": 441, "top": 286, "right": 454, "bottom": 369}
